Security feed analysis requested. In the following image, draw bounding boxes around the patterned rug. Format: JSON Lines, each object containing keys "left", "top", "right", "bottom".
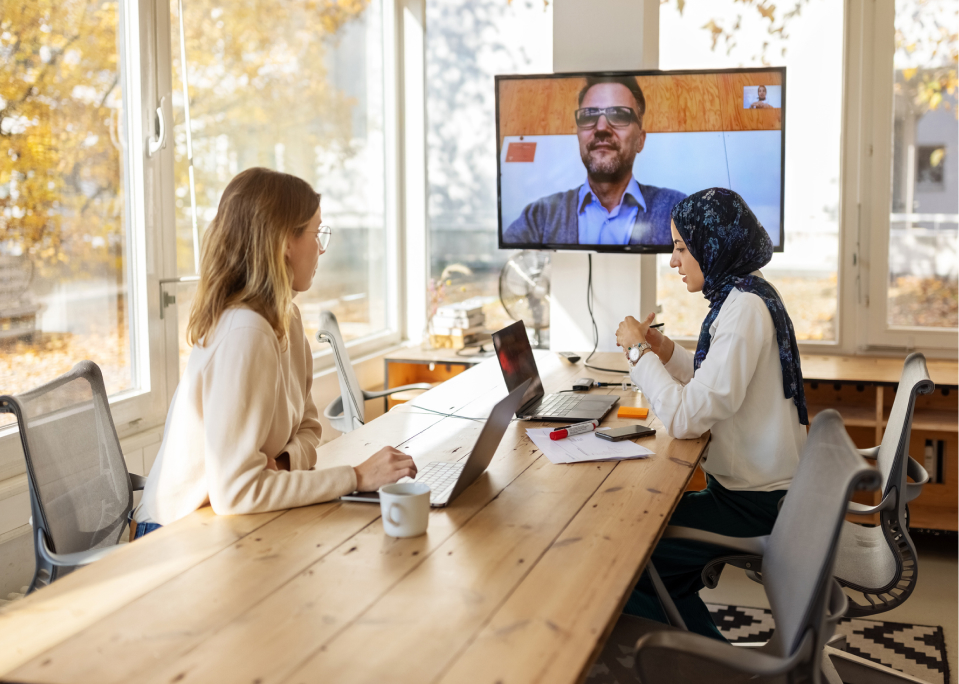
{"left": 709, "top": 603, "right": 950, "bottom": 684}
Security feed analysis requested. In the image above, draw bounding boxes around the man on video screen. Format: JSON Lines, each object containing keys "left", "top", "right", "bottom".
{"left": 749, "top": 84, "right": 774, "bottom": 109}
{"left": 504, "top": 75, "right": 685, "bottom": 247}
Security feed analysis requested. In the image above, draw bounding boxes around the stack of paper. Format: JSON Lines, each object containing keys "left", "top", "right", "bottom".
{"left": 526, "top": 427, "right": 654, "bottom": 465}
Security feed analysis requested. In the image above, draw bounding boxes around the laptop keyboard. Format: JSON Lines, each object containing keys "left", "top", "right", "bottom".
{"left": 416, "top": 461, "right": 465, "bottom": 505}
{"left": 532, "top": 393, "right": 580, "bottom": 417}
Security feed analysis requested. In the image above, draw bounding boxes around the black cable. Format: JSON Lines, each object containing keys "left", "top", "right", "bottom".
{"left": 583, "top": 253, "right": 629, "bottom": 374}
{"left": 409, "top": 406, "right": 486, "bottom": 422}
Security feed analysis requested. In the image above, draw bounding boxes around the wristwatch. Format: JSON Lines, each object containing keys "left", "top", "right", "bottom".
{"left": 627, "top": 341, "right": 653, "bottom": 367}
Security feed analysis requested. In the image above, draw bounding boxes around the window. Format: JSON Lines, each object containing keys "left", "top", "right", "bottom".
{"left": 885, "top": 0, "right": 957, "bottom": 331}
{"left": 426, "top": 0, "right": 552, "bottom": 339}
{"left": 0, "top": 2, "right": 136, "bottom": 421}
{"left": 167, "top": 0, "right": 391, "bottom": 371}
{"left": 658, "top": 1, "right": 844, "bottom": 343}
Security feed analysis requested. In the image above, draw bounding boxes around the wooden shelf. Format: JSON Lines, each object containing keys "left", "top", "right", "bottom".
{"left": 884, "top": 408, "right": 958, "bottom": 433}
{"left": 908, "top": 505, "right": 958, "bottom": 532}
{"left": 807, "top": 403, "right": 877, "bottom": 428}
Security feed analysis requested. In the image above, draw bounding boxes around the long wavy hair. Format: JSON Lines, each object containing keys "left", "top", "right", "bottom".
{"left": 187, "top": 167, "right": 320, "bottom": 348}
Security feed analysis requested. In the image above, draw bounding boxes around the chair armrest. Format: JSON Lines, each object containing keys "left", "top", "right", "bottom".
{"left": 635, "top": 626, "right": 813, "bottom": 678}
{"left": 362, "top": 383, "right": 433, "bottom": 400}
{"left": 662, "top": 526, "right": 768, "bottom": 555}
{"left": 857, "top": 446, "right": 880, "bottom": 460}
{"left": 130, "top": 473, "right": 147, "bottom": 491}
{"left": 323, "top": 395, "right": 345, "bottom": 421}
{"left": 904, "top": 456, "right": 929, "bottom": 504}
{"left": 38, "top": 530, "right": 121, "bottom": 568}
{"left": 826, "top": 578, "right": 848, "bottom": 626}
{"left": 846, "top": 492, "right": 893, "bottom": 516}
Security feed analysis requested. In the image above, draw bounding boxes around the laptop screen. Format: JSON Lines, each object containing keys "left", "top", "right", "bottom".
{"left": 492, "top": 321, "right": 545, "bottom": 409}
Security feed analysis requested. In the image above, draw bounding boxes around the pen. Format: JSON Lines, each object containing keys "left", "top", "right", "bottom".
{"left": 650, "top": 323, "right": 664, "bottom": 328}
{"left": 550, "top": 419, "right": 599, "bottom": 441}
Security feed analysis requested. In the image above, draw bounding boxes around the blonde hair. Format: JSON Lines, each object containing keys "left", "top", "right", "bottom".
{"left": 187, "top": 167, "right": 320, "bottom": 347}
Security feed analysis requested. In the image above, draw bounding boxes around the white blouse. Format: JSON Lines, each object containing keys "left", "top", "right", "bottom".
{"left": 136, "top": 305, "right": 357, "bottom": 525}
{"left": 630, "top": 284, "right": 807, "bottom": 492}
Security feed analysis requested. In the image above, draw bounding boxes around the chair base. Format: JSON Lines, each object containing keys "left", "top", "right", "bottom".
{"left": 824, "top": 645, "right": 933, "bottom": 684}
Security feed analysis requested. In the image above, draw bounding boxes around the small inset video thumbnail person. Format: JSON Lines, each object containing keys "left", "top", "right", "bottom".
{"left": 504, "top": 75, "right": 685, "bottom": 246}
{"left": 749, "top": 84, "right": 774, "bottom": 109}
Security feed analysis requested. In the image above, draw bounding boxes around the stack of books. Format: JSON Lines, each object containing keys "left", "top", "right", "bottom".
{"left": 430, "top": 298, "right": 487, "bottom": 349}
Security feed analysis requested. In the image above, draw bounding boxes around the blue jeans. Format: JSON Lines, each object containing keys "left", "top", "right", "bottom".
{"left": 133, "top": 521, "right": 162, "bottom": 539}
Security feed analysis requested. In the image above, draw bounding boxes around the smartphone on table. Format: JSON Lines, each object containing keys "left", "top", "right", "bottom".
{"left": 595, "top": 424, "right": 656, "bottom": 442}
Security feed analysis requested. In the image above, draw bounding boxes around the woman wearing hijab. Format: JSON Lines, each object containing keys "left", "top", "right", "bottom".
{"left": 613, "top": 187, "right": 808, "bottom": 640}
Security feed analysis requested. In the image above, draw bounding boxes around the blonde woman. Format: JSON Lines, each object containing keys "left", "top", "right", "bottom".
{"left": 133, "top": 168, "right": 415, "bottom": 537}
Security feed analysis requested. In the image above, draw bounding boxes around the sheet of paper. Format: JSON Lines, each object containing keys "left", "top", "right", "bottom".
{"left": 526, "top": 427, "right": 654, "bottom": 464}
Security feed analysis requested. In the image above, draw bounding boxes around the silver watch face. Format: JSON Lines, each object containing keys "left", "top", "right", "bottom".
{"left": 629, "top": 346, "right": 640, "bottom": 362}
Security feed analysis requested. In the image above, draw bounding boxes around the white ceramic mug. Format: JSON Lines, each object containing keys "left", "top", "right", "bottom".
{"left": 379, "top": 482, "right": 431, "bottom": 538}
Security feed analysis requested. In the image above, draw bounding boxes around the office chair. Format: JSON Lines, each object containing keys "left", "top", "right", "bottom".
{"left": 661, "top": 353, "right": 934, "bottom": 684}
{"left": 0, "top": 361, "right": 146, "bottom": 594}
{"left": 316, "top": 310, "right": 432, "bottom": 433}
{"left": 590, "top": 410, "right": 879, "bottom": 684}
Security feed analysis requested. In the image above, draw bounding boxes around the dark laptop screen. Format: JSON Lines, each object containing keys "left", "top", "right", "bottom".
{"left": 492, "top": 321, "right": 545, "bottom": 409}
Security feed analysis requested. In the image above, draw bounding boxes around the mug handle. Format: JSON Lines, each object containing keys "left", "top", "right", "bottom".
{"left": 387, "top": 503, "right": 403, "bottom": 526}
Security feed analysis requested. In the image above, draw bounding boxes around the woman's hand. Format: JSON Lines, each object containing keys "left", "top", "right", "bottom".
{"left": 616, "top": 313, "right": 654, "bottom": 350}
{"left": 354, "top": 446, "right": 418, "bottom": 491}
{"left": 645, "top": 324, "right": 676, "bottom": 364}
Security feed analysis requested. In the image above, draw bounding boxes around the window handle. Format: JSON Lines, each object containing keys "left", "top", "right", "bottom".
{"left": 147, "top": 96, "right": 167, "bottom": 157}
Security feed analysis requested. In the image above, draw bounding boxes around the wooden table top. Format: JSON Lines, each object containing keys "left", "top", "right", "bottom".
{"left": 0, "top": 352, "right": 707, "bottom": 684}
{"left": 799, "top": 354, "right": 958, "bottom": 387}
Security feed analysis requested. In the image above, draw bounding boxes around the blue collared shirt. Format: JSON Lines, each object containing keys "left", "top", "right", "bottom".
{"left": 576, "top": 177, "right": 647, "bottom": 245}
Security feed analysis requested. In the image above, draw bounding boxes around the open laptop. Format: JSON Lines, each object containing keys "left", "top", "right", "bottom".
{"left": 341, "top": 379, "right": 530, "bottom": 508}
{"left": 492, "top": 321, "right": 618, "bottom": 422}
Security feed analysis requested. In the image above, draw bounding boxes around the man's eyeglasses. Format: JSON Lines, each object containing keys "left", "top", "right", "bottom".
{"left": 574, "top": 106, "right": 638, "bottom": 129}
{"left": 318, "top": 224, "right": 332, "bottom": 251}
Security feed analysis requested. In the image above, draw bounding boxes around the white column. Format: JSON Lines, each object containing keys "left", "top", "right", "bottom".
{"left": 549, "top": 0, "right": 660, "bottom": 354}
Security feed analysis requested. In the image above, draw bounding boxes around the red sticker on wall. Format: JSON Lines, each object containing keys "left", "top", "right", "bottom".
{"left": 506, "top": 142, "right": 536, "bottom": 162}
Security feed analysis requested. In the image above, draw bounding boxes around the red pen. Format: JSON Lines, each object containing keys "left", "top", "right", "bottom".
{"left": 550, "top": 420, "right": 599, "bottom": 440}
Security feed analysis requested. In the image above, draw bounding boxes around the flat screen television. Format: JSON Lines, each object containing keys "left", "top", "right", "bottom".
{"left": 496, "top": 67, "right": 786, "bottom": 253}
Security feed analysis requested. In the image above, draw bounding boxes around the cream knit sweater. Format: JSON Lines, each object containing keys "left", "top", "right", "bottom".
{"left": 135, "top": 305, "right": 357, "bottom": 525}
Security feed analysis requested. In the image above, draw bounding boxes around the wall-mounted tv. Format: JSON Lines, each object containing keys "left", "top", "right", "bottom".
{"left": 496, "top": 67, "right": 786, "bottom": 253}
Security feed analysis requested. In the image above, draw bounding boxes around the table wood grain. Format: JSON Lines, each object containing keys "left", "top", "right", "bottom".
{"left": 0, "top": 352, "right": 707, "bottom": 684}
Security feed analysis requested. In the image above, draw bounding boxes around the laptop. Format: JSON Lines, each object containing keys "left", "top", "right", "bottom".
{"left": 341, "top": 379, "right": 530, "bottom": 508}
{"left": 491, "top": 321, "right": 618, "bottom": 422}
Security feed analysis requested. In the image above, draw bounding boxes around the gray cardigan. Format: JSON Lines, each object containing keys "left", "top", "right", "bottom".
{"left": 504, "top": 183, "right": 686, "bottom": 247}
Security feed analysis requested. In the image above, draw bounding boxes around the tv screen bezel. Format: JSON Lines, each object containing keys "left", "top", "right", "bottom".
{"left": 495, "top": 66, "right": 787, "bottom": 254}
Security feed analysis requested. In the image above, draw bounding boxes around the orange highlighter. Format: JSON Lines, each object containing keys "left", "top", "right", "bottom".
{"left": 617, "top": 406, "right": 649, "bottom": 420}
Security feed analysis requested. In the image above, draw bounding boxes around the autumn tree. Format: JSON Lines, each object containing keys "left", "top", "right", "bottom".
{"left": 0, "top": 0, "right": 124, "bottom": 278}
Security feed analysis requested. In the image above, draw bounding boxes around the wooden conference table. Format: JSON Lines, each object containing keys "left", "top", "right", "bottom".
{"left": 0, "top": 351, "right": 708, "bottom": 684}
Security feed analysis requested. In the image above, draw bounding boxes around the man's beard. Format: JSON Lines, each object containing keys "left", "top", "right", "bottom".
{"left": 582, "top": 140, "right": 632, "bottom": 183}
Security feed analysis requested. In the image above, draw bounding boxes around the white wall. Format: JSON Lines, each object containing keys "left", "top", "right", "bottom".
{"left": 549, "top": 0, "right": 661, "bottom": 354}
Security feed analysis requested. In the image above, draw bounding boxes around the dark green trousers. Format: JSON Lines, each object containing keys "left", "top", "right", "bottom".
{"left": 623, "top": 474, "right": 786, "bottom": 641}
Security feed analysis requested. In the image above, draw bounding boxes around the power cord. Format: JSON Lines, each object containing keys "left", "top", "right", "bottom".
{"left": 584, "top": 253, "right": 629, "bottom": 374}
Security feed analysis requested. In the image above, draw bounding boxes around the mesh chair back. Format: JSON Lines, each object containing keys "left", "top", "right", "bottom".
{"left": 2, "top": 361, "right": 132, "bottom": 581}
{"left": 317, "top": 310, "right": 365, "bottom": 427}
{"left": 763, "top": 409, "right": 880, "bottom": 657}
{"left": 876, "top": 352, "right": 933, "bottom": 508}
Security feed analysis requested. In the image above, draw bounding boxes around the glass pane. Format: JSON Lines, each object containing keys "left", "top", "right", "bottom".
{"left": 0, "top": 2, "right": 133, "bottom": 425}
{"left": 888, "top": 0, "right": 958, "bottom": 329}
{"left": 658, "top": 1, "right": 843, "bottom": 341}
{"left": 427, "top": 0, "right": 553, "bottom": 343}
{"left": 170, "top": 0, "right": 387, "bottom": 353}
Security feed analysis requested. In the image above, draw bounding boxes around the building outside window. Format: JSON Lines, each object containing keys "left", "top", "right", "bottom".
{"left": 887, "top": 0, "right": 957, "bottom": 330}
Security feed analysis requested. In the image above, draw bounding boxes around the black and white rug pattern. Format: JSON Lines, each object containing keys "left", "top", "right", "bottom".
{"left": 708, "top": 603, "right": 950, "bottom": 684}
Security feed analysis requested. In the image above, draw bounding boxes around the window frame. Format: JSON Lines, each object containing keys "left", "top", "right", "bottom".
{"left": 852, "top": 0, "right": 958, "bottom": 352}
{"left": 0, "top": 0, "right": 173, "bottom": 481}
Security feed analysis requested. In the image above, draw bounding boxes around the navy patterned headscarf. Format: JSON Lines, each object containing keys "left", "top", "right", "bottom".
{"left": 670, "top": 188, "right": 808, "bottom": 425}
